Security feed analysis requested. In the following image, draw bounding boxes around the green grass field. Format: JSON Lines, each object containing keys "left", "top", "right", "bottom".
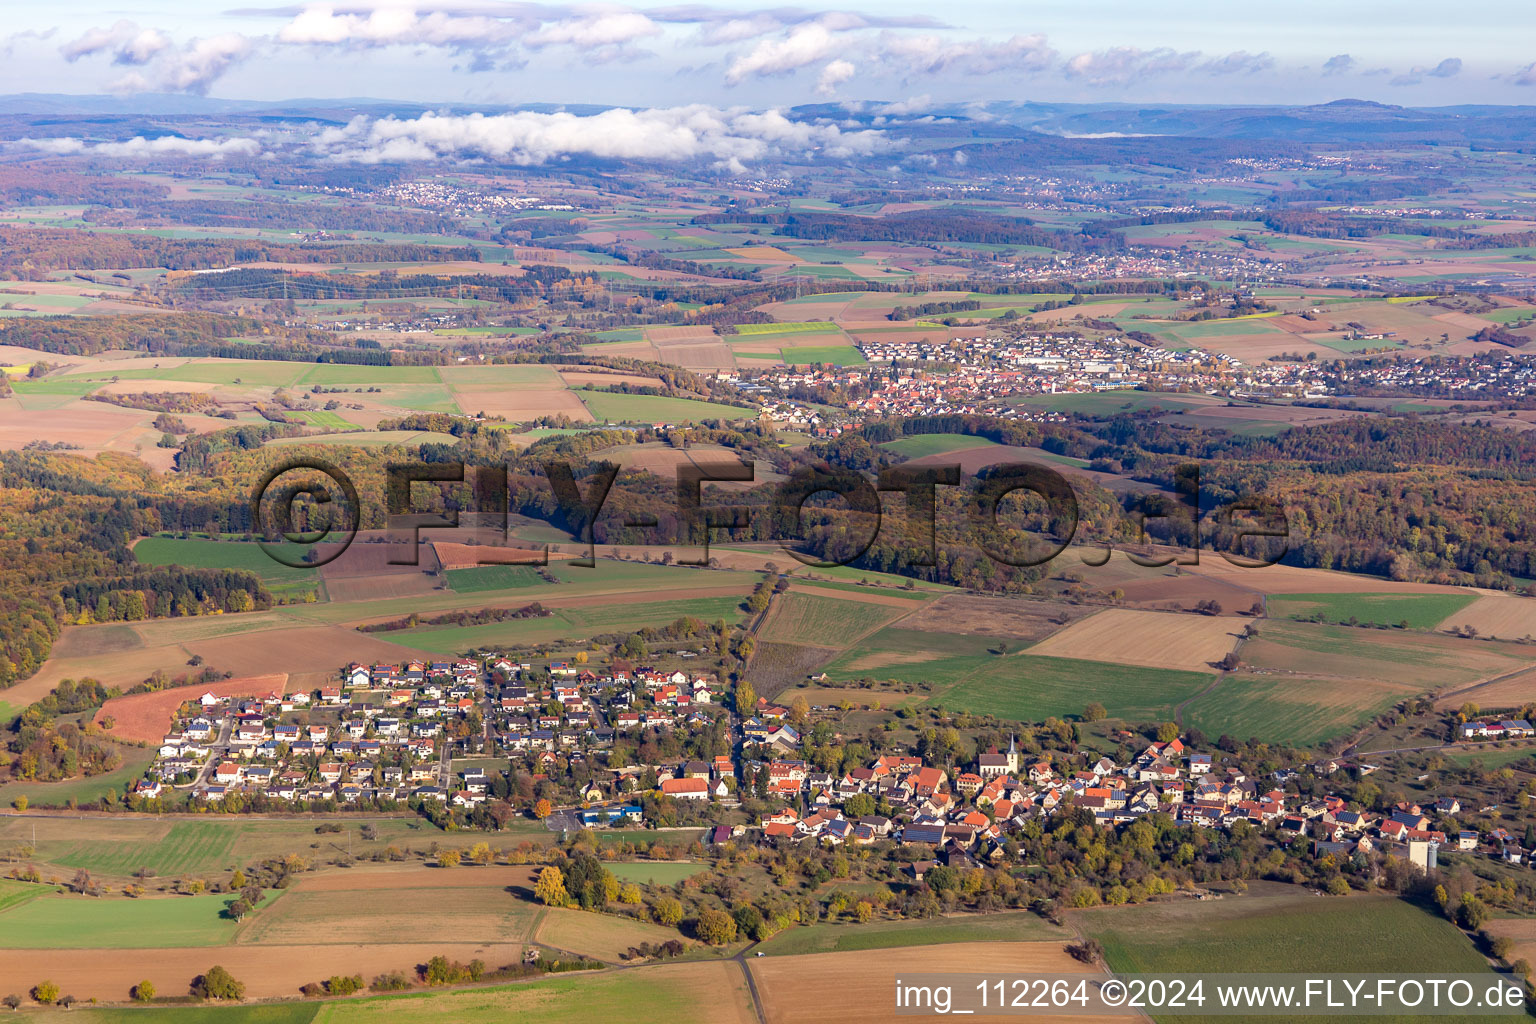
{"left": 1443, "top": 746, "right": 1536, "bottom": 770}
{"left": 0, "top": 879, "right": 61, "bottom": 914}
{"left": 880, "top": 433, "right": 999, "bottom": 458}
{"left": 1080, "top": 890, "right": 1504, "bottom": 1024}
{"left": 1009, "top": 391, "right": 1214, "bottom": 416}
{"left": 62, "top": 360, "right": 313, "bottom": 387}
{"left": 821, "top": 626, "right": 1002, "bottom": 687}
{"left": 756, "top": 911, "right": 1066, "bottom": 955}
{"left": 778, "top": 345, "right": 867, "bottom": 366}
{"left": 22, "top": 1006, "right": 320, "bottom": 1024}
{"left": 444, "top": 565, "right": 545, "bottom": 592}
{"left": 0, "top": 749, "right": 155, "bottom": 809}
{"left": 576, "top": 390, "right": 750, "bottom": 424}
{"left": 758, "top": 591, "right": 904, "bottom": 647}
{"left": 0, "top": 817, "right": 445, "bottom": 880}
{"left": 133, "top": 536, "right": 322, "bottom": 588}
{"left": 305, "top": 966, "right": 731, "bottom": 1024}
{"left": 289, "top": 410, "right": 360, "bottom": 431}
{"left": 606, "top": 862, "right": 706, "bottom": 885}
{"left": 0, "top": 889, "right": 280, "bottom": 949}
{"left": 938, "top": 654, "right": 1215, "bottom": 723}
{"left": 1268, "top": 591, "right": 1479, "bottom": 629}
{"left": 734, "top": 322, "right": 840, "bottom": 335}
{"left": 1180, "top": 673, "right": 1421, "bottom": 748}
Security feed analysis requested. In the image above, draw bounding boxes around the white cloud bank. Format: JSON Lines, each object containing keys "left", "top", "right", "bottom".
{"left": 17, "top": 135, "right": 263, "bottom": 158}
{"left": 308, "top": 106, "right": 892, "bottom": 170}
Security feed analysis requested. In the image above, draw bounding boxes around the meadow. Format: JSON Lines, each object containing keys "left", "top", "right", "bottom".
{"left": 1080, "top": 889, "right": 1504, "bottom": 1024}
{"left": 534, "top": 907, "right": 686, "bottom": 962}
{"left": 1179, "top": 672, "right": 1423, "bottom": 747}
{"left": 879, "top": 433, "right": 1000, "bottom": 458}
{"left": 304, "top": 963, "right": 756, "bottom": 1024}
{"left": 1268, "top": 591, "right": 1480, "bottom": 629}
{"left": 756, "top": 591, "right": 906, "bottom": 648}
{"left": 937, "top": 654, "right": 1215, "bottom": 724}
{"left": 444, "top": 565, "right": 545, "bottom": 592}
{"left": 0, "top": 889, "right": 279, "bottom": 949}
{"left": 1241, "top": 620, "right": 1535, "bottom": 688}
{"left": 134, "top": 536, "right": 322, "bottom": 590}
{"left": 754, "top": 910, "right": 1067, "bottom": 956}
{"left": 575, "top": 390, "right": 750, "bottom": 424}
{"left": 385, "top": 595, "right": 749, "bottom": 655}
{"left": 606, "top": 862, "right": 705, "bottom": 885}
{"left": 0, "top": 816, "right": 448, "bottom": 881}
{"left": 777, "top": 345, "right": 866, "bottom": 366}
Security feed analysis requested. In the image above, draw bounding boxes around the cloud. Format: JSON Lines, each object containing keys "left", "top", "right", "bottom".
{"left": 874, "top": 95, "right": 931, "bottom": 116}
{"left": 1517, "top": 62, "right": 1536, "bottom": 86}
{"left": 16, "top": 135, "right": 262, "bottom": 158}
{"left": 60, "top": 21, "right": 255, "bottom": 95}
{"left": 304, "top": 105, "right": 891, "bottom": 170}
{"left": 873, "top": 32, "right": 1054, "bottom": 76}
{"left": 276, "top": 7, "right": 522, "bottom": 48}
{"left": 1322, "top": 53, "right": 1355, "bottom": 75}
{"left": 1392, "top": 57, "right": 1462, "bottom": 86}
{"left": 525, "top": 11, "right": 661, "bottom": 51}
{"left": 60, "top": 20, "right": 172, "bottom": 65}
{"left": 0, "top": 28, "right": 56, "bottom": 58}
{"left": 1199, "top": 51, "right": 1273, "bottom": 75}
{"left": 1064, "top": 46, "right": 1198, "bottom": 86}
{"left": 725, "top": 23, "right": 837, "bottom": 83}
{"left": 815, "top": 59, "right": 855, "bottom": 96}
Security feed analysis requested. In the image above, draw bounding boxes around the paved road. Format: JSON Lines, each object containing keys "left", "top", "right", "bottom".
{"left": 730, "top": 944, "right": 769, "bottom": 1024}
{"left": 183, "top": 717, "right": 232, "bottom": 792}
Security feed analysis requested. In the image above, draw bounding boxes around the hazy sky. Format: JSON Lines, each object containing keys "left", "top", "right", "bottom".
{"left": 3, "top": 1, "right": 1533, "bottom": 106}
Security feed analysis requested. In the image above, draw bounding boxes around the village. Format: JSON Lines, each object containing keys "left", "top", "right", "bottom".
{"left": 135, "top": 653, "right": 1536, "bottom": 883}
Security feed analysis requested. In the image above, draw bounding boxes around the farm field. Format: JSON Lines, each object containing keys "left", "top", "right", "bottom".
{"left": 1268, "top": 591, "right": 1481, "bottom": 629}
{"left": 937, "top": 654, "right": 1216, "bottom": 723}
{"left": 0, "top": 940, "right": 536, "bottom": 1004}
{"left": 534, "top": 907, "right": 686, "bottom": 961}
{"left": 1080, "top": 888, "right": 1504, "bottom": 1024}
{"left": 0, "top": 889, "right": 279, "bottom": 949}
{"left": 1024, "top": 609, "right": 1244, "bottom": 672}
{"left": 576, "top": 390, "right": 748, "bottom": 423}
{"left": 383, "top": 594, "right": 749, "bottom": 655}
{"left": 236, "top": 885, "right": 538, "bottom": 946}
{"left": 0, "top": 878, "right": 60, "bottom": 914}
{"left": 880, "top": 433, "right": 1000, "bottom": 458}
{"left": 0, "top": 816, "right": 456, "bottom": 881}
{"left": 1240, "top": 620, "right": 1536, "bottom": 689}
{"left": 749, "top": 942, "right": 1106, "bottom": 1024}
{"left": 820, "top": 624, "right": 1001, "bottom": 686}
{"left": 1440, "top": 594, "right": 1536, "bottom": 639}
{"left": 754, "top": 910, "right": 1068, "bottom": 956}
{"left": 777, "top": 344, "right": 866, "bottom": 365}
{"left": 1179, "top": 672, "right": 1424, "bottom": 747}
{"left": 134, "top": 536, "right": 323, "bottom": 592}
{"left": 306, "top": 961, "right": 757, "bottom": 1024}
{"left": 756, "top": 590, "right": 908, "bottom": 648}
{"left": 444, "top": 565, "right": 545, "bottom": 592}
{"left": 93, "top": 673, "right": 291, "bottom": 744}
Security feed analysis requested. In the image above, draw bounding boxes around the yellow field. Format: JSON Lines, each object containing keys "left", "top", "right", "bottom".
{"left": 1440, "top": 594, "right": 1536, "bottom": 640}
{"left": 1026, "top": 608, "right": 1243, "bottom": 672}
{"left": 725, "top": 246, "right": 800, "bottom": 262}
